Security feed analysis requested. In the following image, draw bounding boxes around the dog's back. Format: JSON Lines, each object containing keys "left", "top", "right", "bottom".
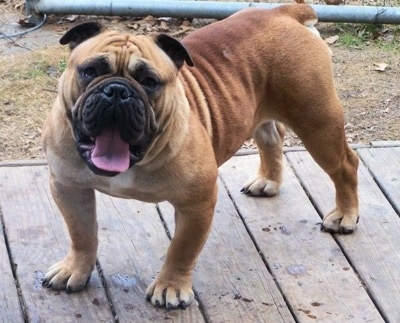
{"left": 180, "top": 4, "right": 331, "bottom": 165}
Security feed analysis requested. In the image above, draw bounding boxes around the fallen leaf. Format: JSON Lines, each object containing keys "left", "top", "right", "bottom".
{"left": 325, "top": 0, "right": 343, "bottom": 4}
{"left": 126, "top": 23, "right": 140, "bottom": 30}
{"left": 324, "top": 35, "right": 339, "bottom": 45}
{"left": 159, "top": 20, "right": 169, "bottom": 32}
{"left": 65, "top": 15, "right": 79, "bottom": 22}
{"left": 18, "top": 17, "right": 36, "bottom": 28}
{"left": 143, "top": 15, "right": 156, "bottom": 25}
{"left": 373, "top": 62, "right": 388, "bottom": 72}
{"left": 180, "top": 19, "right": 191, "bottom": 28}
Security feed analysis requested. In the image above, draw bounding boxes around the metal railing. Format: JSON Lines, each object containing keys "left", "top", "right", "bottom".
{"left": 25, "top": 0, "right": 400, "bottom": 25}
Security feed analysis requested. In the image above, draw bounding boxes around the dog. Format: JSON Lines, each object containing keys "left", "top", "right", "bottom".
{"left": 41, "top": 4, "right": 359, "bottom": 309}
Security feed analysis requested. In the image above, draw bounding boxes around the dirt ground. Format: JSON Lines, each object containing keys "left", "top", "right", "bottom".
{"left": 0, "top": 1, "right": 399, "bottom": 161}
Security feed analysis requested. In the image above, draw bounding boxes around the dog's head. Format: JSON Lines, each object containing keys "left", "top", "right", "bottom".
{"left": 58, "top": 22, "right": 193, "bottom": 176}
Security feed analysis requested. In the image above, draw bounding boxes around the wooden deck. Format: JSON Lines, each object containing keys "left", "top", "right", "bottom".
{"left": 1, "top": 142, "right": 399, "bottom": 323}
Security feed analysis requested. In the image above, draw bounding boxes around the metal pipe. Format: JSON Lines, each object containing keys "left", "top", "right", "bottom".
{"left": 31, "top": 0, "right": 400, "bottom": 24}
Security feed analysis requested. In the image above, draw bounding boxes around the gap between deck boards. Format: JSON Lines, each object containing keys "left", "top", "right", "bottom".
{"left": 0, "top": 145, "right": 399, "bottom": 322}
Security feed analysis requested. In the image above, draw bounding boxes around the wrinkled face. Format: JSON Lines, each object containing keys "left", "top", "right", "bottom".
{"left": 60, "top": 30, "right": 191, "bottom": 177}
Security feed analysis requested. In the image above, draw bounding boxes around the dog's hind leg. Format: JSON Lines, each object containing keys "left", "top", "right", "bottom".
{"left": 288, "top": 107, "right": 359, "bottom": 234}
{"left": 241, "top": 120, "right": 285, "bottom": 197}
{"left": 241, "top": 108, "right": 359, "bottom": 234}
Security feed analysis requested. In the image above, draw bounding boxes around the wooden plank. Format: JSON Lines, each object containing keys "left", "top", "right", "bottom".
{"left": 95, "top": 193, "right": 204, "bottom": 322}
{"left": 0, "top": 166, "right": 114, "bottom": 322}
{"left": 0, "top": 159, "right": 47, "bottom": 167}
{"left": 370, "top": 141, "right": 400, "bottom": 148}
{"left": 358, "top": 147, "right": 400, "bottom": 213}
{"left": 219, "top": 155, "right": 383, "bottom": 322}
{"left": 286, "top": 150, "right": 400, "bottom": 322}
{"left": 0, "top": 211, "right": 24, "bottom": 322}
{"left": 158, "top": 180, "right": 295, "bottom": 323}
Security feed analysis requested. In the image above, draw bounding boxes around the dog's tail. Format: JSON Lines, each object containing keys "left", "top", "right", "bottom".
{"left": 276, "top": 4, "right": 320, "bottom": 37}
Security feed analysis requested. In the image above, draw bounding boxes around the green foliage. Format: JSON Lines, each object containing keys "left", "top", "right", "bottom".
{"left": 336, "top": 23, "right": 400, "bottom": 51}
{"left": 25, "top": 58, "right": 49, "bottom": 79}
{"left": 24, "top": 55, "right": 68, "bottom": 80}
{"left": 58, "top": 57, "right": 68, "bottom": 73}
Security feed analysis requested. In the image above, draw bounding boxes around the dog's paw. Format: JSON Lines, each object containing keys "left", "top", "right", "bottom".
{"left": 321, "top": 209, "right": 359, "bottom": 234}
{"left": 146, "top": 275, "right": 194, "bottom": 309}
{"left": 42, "top": 258, "right": 94, "bottom": 293}
{"left": 241, "top": 175, "right": 280, "bottom": 197}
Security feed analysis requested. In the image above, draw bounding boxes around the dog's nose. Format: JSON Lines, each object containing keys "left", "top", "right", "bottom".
{"left": 103, "top": 83, "right": 130, "bottom": 100}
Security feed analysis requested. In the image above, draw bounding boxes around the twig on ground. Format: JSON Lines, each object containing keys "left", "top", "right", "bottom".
{"left": 0, "top": 31, "right": 32, "bottom": 50}
{"left": 42, "top": 88, "right": 58, "bottom": 93}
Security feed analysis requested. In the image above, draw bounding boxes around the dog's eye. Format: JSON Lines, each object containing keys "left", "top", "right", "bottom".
{"left": 140, "top": 77, "right": 159, "bottom": 90}
{"left": 83, "top": 67, "right": 97, "bottom": 79}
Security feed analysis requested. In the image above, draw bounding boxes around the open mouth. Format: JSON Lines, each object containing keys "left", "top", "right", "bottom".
{"left": 72, "top": 77, "right": 159, "bottom": 177}
{"left": 76, "top": 127, "right": 145, "bottom": 177}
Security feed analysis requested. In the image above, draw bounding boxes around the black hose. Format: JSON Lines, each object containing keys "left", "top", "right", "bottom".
{"left": 0, "top": 14, "right": 47, "bottom": 39}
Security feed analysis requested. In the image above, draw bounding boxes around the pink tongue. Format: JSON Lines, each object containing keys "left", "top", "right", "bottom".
{"left": 92, "top": 128, "right": 130, "bottom": 173}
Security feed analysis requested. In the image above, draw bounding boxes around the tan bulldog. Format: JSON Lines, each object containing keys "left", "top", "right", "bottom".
{"left": 41, "top": 4, "right": 359, "bottom": 309}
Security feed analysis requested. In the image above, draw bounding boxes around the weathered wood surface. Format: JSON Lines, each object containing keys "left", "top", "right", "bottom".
{"left": 0, "top": 146, "right": 399, "bottom": 322}
{"left": 94, "top": 194, "right": 203, "bottom": 322}
{"left": 358, "top": 147, "right": 400, "bottom": 214}
{"left": 0, "top": 209, "right": 24, "bottom": 323}
{"left": 0, "top": 167, "right": 114, "bottom": 323}
{"left": 158, "top": 180, "right": 294, "bottom": 322}
{"left": 286, "top": 149, "right": 400, "bottom": 323}
{"left": 219, "top": 156, "right": 383, "bottom": 322}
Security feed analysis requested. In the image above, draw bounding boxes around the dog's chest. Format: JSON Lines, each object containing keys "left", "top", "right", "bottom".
{"left": 90, "top": 169, "right": 165, "bottom": 202}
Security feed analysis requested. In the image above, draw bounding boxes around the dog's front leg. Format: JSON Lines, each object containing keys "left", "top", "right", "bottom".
{"left": 146, "top": 184, "right": 217, "bottom": 309}
{"left": 42, "top": 177, "right": 98, "bottom": 293}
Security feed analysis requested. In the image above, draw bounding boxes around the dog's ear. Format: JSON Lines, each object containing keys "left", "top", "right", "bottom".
{"left": 155, "top": 34, "right": 194, "bottom": 69}
{"left": 60, "top": 22, "right": 103, "bottom": 51}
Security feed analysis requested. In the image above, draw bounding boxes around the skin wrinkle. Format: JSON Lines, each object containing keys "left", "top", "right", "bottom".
{"left": 41, "top": 6, "right": 360, "bottom": 309}
{"left": 62, "top": 36, "right": 161, "bottom": 174}
{"left": 70, "top": 33, "right": 191, "bottom": 169}
{"left": 179, "top": 68, "right": 213, "bottom": 139}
